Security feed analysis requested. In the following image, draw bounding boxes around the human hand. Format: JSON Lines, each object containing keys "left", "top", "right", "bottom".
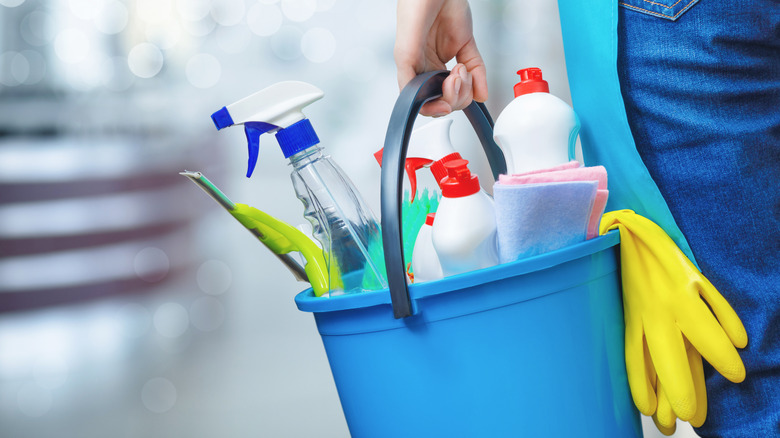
{"left": 394, "top": 0, "right": 488, "bottom": 117}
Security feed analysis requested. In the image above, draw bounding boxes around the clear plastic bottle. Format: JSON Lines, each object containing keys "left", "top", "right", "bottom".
{"left": 288, "top": 144, "right": 386, "bottom": 293}
{"left": 212, "top": 81, "right": 387, "bottom": 294}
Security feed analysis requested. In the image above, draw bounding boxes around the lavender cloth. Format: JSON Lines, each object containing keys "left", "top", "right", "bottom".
{"left": 493, "top": 181, "right": 598, "bottom": 263}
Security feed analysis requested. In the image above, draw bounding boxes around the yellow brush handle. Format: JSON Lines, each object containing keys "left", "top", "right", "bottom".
{"left": 231, "top": 204, "right": 329, "bottom": 297}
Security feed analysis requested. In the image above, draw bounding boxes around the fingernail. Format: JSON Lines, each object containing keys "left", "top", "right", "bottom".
{"left": 433, "top": 111, "right": 449, "bottom": 118}
{"left": 454, "top": 77, "right": 461, "bottom": 96}
{"left": 458, "top": 65, "right": 468, "bottom": 81}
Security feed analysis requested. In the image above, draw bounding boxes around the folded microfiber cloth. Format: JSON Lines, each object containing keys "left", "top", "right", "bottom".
{"left": 493, "top": 181, "right": 598, "bottom": 263}
{"left": 498, "top": 165, "right": 609, "bottom": 239}
{"left": 511, "top": 160, "right": 582, "bottom": 176}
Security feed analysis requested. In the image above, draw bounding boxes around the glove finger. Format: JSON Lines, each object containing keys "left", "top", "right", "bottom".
{"left": 625, "top": 327, "right": 657, "bottom": 415}
{"left": 646, "top": 321, "right": 697, "bottom": 421}
{"left": 653, "top": 378, "right": 678, "bottom": 436}
{"left": 695, "top": 273, "right": 748, "bottom": 349}
{"left": 687, "top": 340, "right": 708, "bottom": 428}
{"left": 677, "top": 298, "right": 746, "bottom": 383}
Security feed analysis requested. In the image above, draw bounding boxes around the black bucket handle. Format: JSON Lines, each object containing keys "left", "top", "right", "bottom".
{"left": 380, "top": 70, "right": 507, "bottom": 319}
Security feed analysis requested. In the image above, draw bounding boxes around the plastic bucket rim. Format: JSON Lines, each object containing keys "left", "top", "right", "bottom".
{"left": 295, "top": 230, "right": 619, "bottom": 313}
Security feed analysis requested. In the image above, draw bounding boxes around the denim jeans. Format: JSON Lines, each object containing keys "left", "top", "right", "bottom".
{"left": 617, "top": 1, "right": 780, "bottom": 436}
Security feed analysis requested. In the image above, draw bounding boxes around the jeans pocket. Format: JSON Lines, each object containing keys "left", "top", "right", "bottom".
{"left": 619, "top": 0, "right": 700, "bottom": 21}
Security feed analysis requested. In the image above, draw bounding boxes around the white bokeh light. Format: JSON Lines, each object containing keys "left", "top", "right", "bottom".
{"left": 182, "top": 17, "right": 217, "bottom": 37}
{"left": 146, "top": 22, "right": 182, "bottom": 50}
{"left": 94, "top": 0, "right": 129, "bottom": 35}
{"left": 21, "top": 50, "right": 45, "bottom": 85}
{"left": 69, "top": 0, "right": 99, "bottom": 20}
{"left": 271, "top": 25, "right": 303, "bottom": 61}
{"left": 0, "top": 52, "right": 17, "bottom": 86}
{"left": 210, "top": 0, "right": 246, "bottom": 26}
{"left": 153, "top": 302, "right": 189, "bottom": 339}
{"left": 21, "top": 11, "right": 55, "bottom": 46}
{"left": 196, "top": 260, "right": 232, "bottom": 295}
{"left": 301, "top": 27, "right": 336, "bottom": 63}
{"left": 317, "top": 0, "right": 337, "bottom": 11}
{"left": 127, "top": 43, "right": 164, "bottom": 79}
{"left": 133, "top": 246, "right": 169, "bottom": 281}
{"left": 189, "top": 296, "right": 225, "bottom": 332}
{"left": 0, "top": 0, "right": 25, "bottom": 7}
{"left": 177, "top": 0, "right": 211, "bottom": 21}
{"left": 281, "top": 0, "right": 317, "bottom": 22}
{"left": 137, "top": 0, "right": 173, "bottom": 25}
{"left": 54, "top": 28, "right": 89, "bottom": 64}
{"left": 215, "top": 23, "right": 252, "bottom": 54}
{"left": 141, "top": 378, "right": 177, "bottom": 414}
{"left": 186, "top": 53, "right": 221, "bottom": 89}
{"left": 0, "top": 52, "right": 30, "bottom": 86}
{"left": 16, "top": 384, "right": 52, "bottom": 418}
{"left": 247, "top": 3, "right": 283, "bottom": 37}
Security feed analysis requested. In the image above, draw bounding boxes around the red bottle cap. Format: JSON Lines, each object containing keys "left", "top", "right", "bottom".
{"left": 513, "top": 67, "right": 549, "bottom": 97}
{"left": 430, "top": 152, "right": 462, "bottom": 187}
{"left": 425, "top": 212, "right": 435, "bottom": 226}
{"left": 440, "top": 159, "right": 480, "bottom": 198}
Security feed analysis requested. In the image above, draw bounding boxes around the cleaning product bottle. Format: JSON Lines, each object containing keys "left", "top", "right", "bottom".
{"left": 374, "top": 118, "right": 462, "bottom": 199}
{"left": 432, "top": 159, "right": 498, "bottom": 277}
{"left": 493, "top": 67, "right": 580, "bottom": 174}
{"left": 211, "top": 81, "right": 387, "bottom": 294}
{"left": 411, "top": 213, "right": 443, "bottom": 283}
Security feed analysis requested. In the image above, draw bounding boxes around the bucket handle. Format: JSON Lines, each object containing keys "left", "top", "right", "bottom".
{"left": 380, "top": 70, "right": 507, "bottom": 319}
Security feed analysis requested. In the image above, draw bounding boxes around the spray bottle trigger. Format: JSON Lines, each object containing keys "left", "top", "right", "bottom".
{"left": 243, "top": 122, "right": 278, "bottom": 178}
{"left": 405, "top": 157, "right": 433, "bottom": 200}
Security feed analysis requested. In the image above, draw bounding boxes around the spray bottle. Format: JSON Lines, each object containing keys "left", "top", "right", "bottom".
{"left": 493, "top": 68, "right": 580, "bottom": 174}
{"left": 374, "top": 118, "right": 462, "bottom": 199}
{"left": 211, "top": 81, "right": 387, "bottom": 294}
{"left": 411, "top": 213, "right": 443, "bottom": 283}
{"left": 432, "top": 159, "right": 498, "bottom": 277}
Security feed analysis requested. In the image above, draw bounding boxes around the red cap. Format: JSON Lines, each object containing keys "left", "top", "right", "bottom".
{"left": 513, "top": 67, "right": 549, "bottom": 97}
{"left": 425, "top": 212, "right": 435, "bottom": 226}
{"left": 429, "top": 152, "right": 462, "bottom": 188}
{"left": 440, "top": 159, "right": 480, "bottom": 198}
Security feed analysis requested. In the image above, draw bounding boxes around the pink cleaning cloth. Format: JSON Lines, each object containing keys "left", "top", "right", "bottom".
{"left": 498, "top": 165, "right": 609, "bottom": 239}
{"left": 589, "top": 189, "right": 609, "bottom": 239}
{"left": 509, "top": 160, "right": 582, "bottom": 177}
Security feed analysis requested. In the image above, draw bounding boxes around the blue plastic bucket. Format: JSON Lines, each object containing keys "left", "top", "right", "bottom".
{"left": 296, "top": 72, "right": 641, "bottom": 437}
{"left": 296, "top": 231, "right": 640, "bottom": 437}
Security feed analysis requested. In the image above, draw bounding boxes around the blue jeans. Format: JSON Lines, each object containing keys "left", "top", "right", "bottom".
{"left": 617, "top": 1, "right": 780, "bottom": 436}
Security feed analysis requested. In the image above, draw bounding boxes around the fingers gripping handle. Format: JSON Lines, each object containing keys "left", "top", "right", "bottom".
{"left": 380, "top": 70, "right": 506, "bottom": 319}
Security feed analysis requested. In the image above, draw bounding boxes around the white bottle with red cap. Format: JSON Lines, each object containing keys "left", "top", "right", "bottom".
{"left": 412, "top": 213, "right": 443, "bottom": 283}
{"left": 493, "top": 67, "right": 580, "bottom": 174}
{"left": 432, "top": 159, "right": 498, "bottom": 277}
{"left": 374, "top": 118, "right": 462, "bottom": 199}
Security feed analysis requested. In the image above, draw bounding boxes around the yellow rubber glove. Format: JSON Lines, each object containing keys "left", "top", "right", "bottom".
{"left": 599, "top": 210, "right": 748, "bottom": 422}
{"left": 651, "top": 338, "right": 708, "bottom": 435}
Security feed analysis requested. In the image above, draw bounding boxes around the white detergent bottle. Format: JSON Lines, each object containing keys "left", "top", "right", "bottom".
{"left": 211, "top": 81, "right": 387, "bottom": 294}
{"left": 374, "top": 118, "right": 462, "bottom": 199}
{"left": 493, "top": 67, "right": 580, "bottom": 174}
{"left": 411, "top": 213, "right": 443, "bottom": 283}
{"left": 432, "top": 159, "right": 498, "bottom": 277}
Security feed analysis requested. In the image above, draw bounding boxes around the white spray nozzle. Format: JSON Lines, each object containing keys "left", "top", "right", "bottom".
{"left": 212, "top": 81, "right": 325, "bottom": 178}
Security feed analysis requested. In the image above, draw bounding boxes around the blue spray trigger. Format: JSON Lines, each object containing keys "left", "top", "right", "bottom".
{"left": 243, "top": 122, "right": 278, "bottom": 178}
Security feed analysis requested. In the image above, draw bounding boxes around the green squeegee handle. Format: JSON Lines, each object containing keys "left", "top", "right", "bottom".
{"left": 380, "top": 70, "right": 507, "bottom": 319}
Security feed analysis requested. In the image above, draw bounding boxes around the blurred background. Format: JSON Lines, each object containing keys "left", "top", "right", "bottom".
{"left": 0, "top": 0, "right": 695, "bottom": 436}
